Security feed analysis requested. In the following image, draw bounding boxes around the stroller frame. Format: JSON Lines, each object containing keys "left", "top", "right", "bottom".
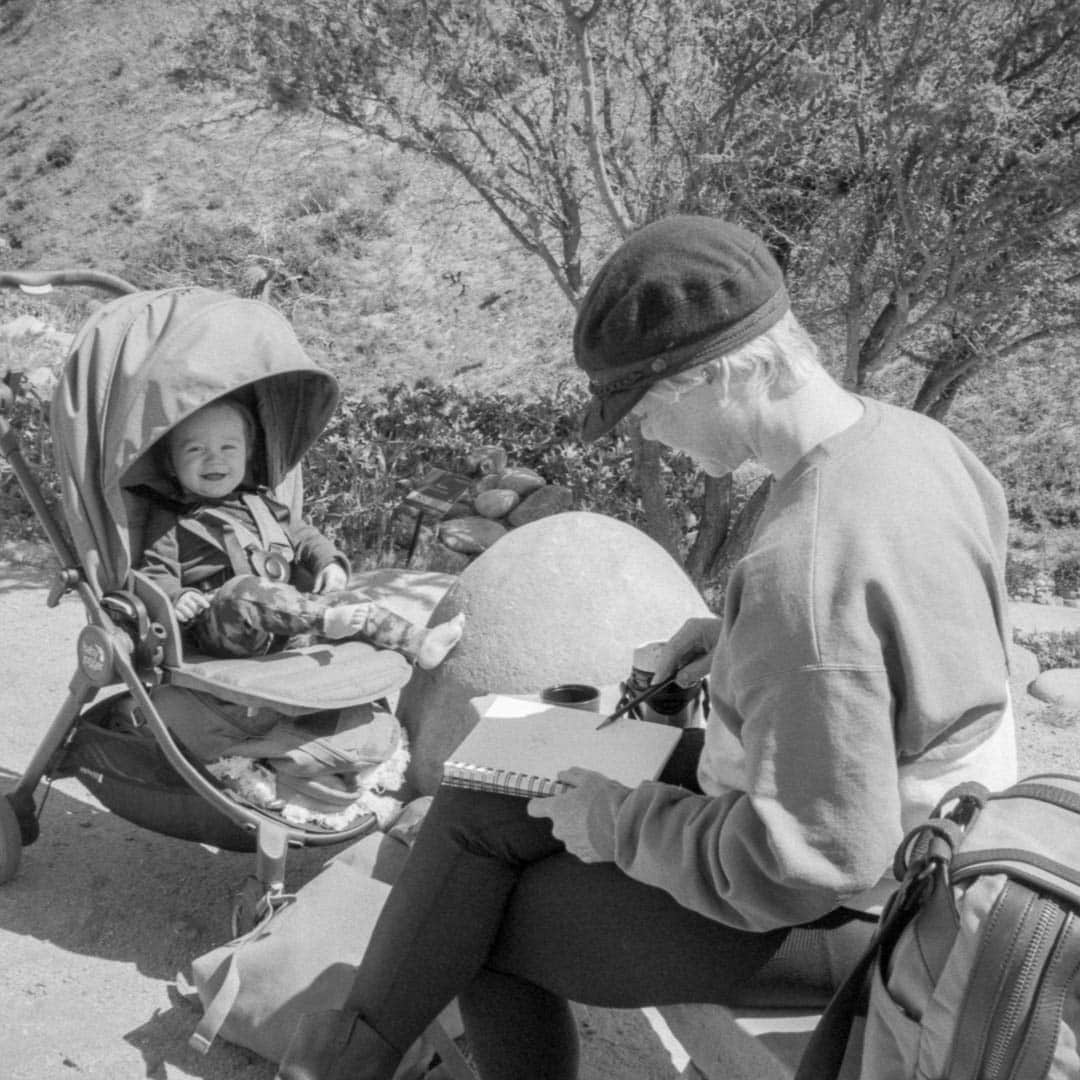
{"left": 0, "top": 270, "right": 407, "bottom": 932}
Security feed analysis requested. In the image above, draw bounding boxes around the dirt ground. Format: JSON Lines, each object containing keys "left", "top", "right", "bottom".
{"left": 1, "top": 559, "right": 1078, "bottom": 1080}
{"left": 0, "top": 562, "right": 682, "bottom": 1080}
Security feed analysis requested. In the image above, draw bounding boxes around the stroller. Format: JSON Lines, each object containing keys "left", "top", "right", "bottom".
{"left": 0, "top": 271, "right": 414, "bottom": 931}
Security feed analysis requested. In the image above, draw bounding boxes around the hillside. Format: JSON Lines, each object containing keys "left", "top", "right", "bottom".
{"left": 2, "top": 0, "right": 1078, "bottom": 583}
{"left": 0, "top": 0, "right": 574, "bottom": 398}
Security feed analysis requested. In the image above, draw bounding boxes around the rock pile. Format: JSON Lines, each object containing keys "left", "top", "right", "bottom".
{"left": 406, "top": 444, "right": 575, "bottom": 571}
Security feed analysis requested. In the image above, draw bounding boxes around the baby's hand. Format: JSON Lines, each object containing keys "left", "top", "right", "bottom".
{"left": 174, "top": 589, "right": 211, "bottom": 624}
{"left": 313, "top": 562, "right": 348, "bottom": 594}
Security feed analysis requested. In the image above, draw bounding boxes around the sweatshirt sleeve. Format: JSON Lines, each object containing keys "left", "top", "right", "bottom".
{"left": 287, "top": 518, "right": 350, "bottom": 580}
{"left": 605, "top": 666, "right": 902, "bottom": 931}
{"left": 137, "top": 508, "right": 185, "bottom": 601}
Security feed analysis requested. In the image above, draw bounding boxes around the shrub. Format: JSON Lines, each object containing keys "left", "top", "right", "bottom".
{"left": 1053, "top": 556, "right": 1080, "bottom": 597}
{"left": 0, "top": 388, "right": 60, "bottom": 544}
{"left": 301, "top": 379, "right": 648, "bottom": 563}
{"left": 1013, "top": 629, "right": 1080, "bottom": 672}
{"left": 1005, "top": 555, "right": 1040, "bottom": 597}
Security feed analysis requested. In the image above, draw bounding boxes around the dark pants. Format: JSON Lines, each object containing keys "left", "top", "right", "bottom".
{"left": 345, "top": 730, "right": 876, "bottom": 1080}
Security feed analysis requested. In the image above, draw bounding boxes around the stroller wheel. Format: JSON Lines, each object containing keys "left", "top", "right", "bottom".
{"left": 231, "top": 875, "right": 273, "bottom": 938}
{"left": 6, "top": 788, "right": 39, "bottom": 846}
{"left": 0, "top": 795, "right": 24, "bottom": 884}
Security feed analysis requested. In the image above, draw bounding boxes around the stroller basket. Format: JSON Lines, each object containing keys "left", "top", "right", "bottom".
{"left": 0, "top": 271, "right": 414, "bottom": 929}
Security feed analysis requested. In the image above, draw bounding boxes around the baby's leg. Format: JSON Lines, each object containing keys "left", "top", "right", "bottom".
{"left": 192, "top": 574, "right": 325, "bottom": 658}
{"left": 322, "top": 600, "right": 464, "bottom": 669}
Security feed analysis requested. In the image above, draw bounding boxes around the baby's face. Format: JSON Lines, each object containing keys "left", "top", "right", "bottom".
{"left": 168, "top": 402, "right": 249, "bottom": 500}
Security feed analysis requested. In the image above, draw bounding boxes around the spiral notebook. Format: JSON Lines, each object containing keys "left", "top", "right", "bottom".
{"left": 441, "top": 694, "right": 682, "bottom": 798}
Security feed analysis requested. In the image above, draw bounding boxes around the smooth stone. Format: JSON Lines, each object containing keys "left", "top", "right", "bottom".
{"left": 438, "top": 516, "right": 508, "bottom": 554}
{"left": 473, "top": 488, "right": 520, "bottom": 519}
{"left": 1029, "top": 668, "right": 1080, "bottom": 710}
{"left": 397, "top": 511, "right": 711, "bottom": 794}
{"left": 506, "top": 483, "right": 573, "bottom": 527}
{"left": 496, "top": 466, "right": 547, "bottom": 497}
{"left": 1008, "top": 641, "right": 1041, "bottom": 710}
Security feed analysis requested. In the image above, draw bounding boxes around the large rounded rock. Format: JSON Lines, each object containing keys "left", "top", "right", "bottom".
{"left": 1029, "top": 668, "right": 1080, "bottom": 710}
{"left": 397, "top": 510, "right": 711, "bottom": 794}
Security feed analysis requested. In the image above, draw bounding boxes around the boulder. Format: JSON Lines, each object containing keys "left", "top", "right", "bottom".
{"left": 507, "top": 483, "right": 574, "bottom": 527}
{"left": 1008, "top": 640, "right": 1041, "bottom": 712}
{"left": 496, "top": 466, "right": 547, "bottom": 497}
{"left": 1029, "top": 668, "right": 1080, "bottom": 710}
{"left": 397, "top": 510, "right": 711, "bottom": 794}
{"left": 438, "top": 516, "right": 508, "bottom": 554}
{"left": 473, "top": 488, "right": 520, "bottom": 519}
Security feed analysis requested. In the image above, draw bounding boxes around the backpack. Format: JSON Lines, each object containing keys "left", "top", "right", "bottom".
{"left": 797, "top": 774, "right": 1080, "bottom": 1080}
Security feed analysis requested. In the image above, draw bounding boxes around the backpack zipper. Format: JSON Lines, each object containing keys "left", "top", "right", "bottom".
{"left": 982, "top": 895, "right": 1058, "bottom": 1079}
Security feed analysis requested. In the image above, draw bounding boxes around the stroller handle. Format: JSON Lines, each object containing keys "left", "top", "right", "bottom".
{"left": 0, "top": 269, "right": 139, "bottom": 297}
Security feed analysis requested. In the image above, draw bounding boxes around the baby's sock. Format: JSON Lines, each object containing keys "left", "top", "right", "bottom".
{"left": 416, "top": 612, "right": 466, "bottom": 670}
{"left": 322, "top": 604, "right": 365, "bottom": 640}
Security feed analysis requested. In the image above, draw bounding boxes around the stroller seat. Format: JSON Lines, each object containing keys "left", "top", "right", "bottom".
{"left": 0, "top": 281, "right": 418, "bottom": 930}
{"left": 131, "top": 570, "right": 411, "bottom": 717}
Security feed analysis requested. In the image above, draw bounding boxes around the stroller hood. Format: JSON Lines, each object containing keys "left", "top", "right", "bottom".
{"left": 51, "top": 287, "right": 339, "bottom": 593}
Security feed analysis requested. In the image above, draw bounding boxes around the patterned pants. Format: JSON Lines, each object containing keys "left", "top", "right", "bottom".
{"left": 189, "top": 574, "right": 426, "bottom": 661}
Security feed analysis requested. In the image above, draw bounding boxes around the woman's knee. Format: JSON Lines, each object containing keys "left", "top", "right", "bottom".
{"left": 421, "top": 786, "right": 562, "bottom": 864}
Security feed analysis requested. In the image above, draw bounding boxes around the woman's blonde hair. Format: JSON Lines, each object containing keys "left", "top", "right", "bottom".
{"left": 645, "top": 310, "right": 823, "bottom": 407}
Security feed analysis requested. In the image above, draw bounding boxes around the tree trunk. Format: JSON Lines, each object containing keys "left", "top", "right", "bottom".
{"left": 629, "top": 425, "right": 681, "bottom": 560}
{"left": 684, "top": 472, "right": 733, "bottom": 586}
{"left": 704, "top": 475, "right": 774, "bottom": 595}
{"left": 856, "top": 291, "right": 908, "bottom": 390}
{"left": 912, "top": 345, "right": 983, "bottom": 420}
{"left": 913, "top": 361, "right": 978, "bottom": 421}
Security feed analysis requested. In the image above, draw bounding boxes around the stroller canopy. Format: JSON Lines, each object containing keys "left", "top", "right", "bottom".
{"left": 51, "top": 287, "right": 339, "bottom": 593}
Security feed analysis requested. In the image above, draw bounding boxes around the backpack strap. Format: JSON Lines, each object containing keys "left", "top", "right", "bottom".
{"left": 794, "top": 858, "right": 945, "bottom": 1080}
{"left": 795, "top": 787, "right": 985, "bottom": 1080}
{"left": 187, "top": 897, "right": 296, "bottom": 1054}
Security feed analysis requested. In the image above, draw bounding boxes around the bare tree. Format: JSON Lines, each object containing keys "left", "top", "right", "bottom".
{"left": 184, "top": 0, "right": 1080, "bottom": 583}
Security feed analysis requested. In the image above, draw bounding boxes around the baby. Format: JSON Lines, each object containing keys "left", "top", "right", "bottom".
{"left": 138, "top": 397, "right": 464, "bottom": 668}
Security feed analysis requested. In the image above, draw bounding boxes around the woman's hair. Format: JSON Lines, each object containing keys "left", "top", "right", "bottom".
{"left": 649, "top": 310, "right": 824, "bottom": 406}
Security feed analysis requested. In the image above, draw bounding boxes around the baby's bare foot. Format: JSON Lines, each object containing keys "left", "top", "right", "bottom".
{"left": 417, "top": 612, "right": 466, "bottom": 669}
{"left": 322, "top": 604, "right": 365, "bottom": 640}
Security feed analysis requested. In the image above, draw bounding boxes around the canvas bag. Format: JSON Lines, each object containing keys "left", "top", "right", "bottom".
{"left": 179, "top": 831, "right": 470, "bottom": 1078}
{"left": 796, "top": 773, "right": 1080, "bottom": 1080}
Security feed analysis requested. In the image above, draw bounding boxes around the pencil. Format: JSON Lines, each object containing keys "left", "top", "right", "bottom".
{"left": 595, "top": 675, "right": 679, "bottom": 730}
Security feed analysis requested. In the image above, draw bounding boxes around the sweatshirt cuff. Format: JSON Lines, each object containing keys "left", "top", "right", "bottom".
{"left": 584, "top": 781, "right": 632, "bottom": 862}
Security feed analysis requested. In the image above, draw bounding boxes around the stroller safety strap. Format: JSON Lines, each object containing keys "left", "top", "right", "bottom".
{"left": 181, "top": 494, "right": 295, "bottom": 582}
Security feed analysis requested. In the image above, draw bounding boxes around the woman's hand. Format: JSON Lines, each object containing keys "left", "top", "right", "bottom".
{"left": 651, "top": 616, "right": 724, "bottom": 686}
{"left": 174, "top": 589, "right": 211, "bottom": 624}
{"left": 527, "top": 767, "right": 632, "bottom": 863}
{"left": 313, "top": 562, "right": 348, "bottom": 594}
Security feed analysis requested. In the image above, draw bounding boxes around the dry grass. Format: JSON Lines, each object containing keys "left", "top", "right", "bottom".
{"left": 3, "top": 0, "right": 1078, "bottom": 577}
{"left": 0, "top": 0, "right": 576, "bottom": 401}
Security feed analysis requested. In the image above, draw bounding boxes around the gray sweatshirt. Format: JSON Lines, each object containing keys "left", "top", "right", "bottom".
{"left": 595, "top": 398, "right": 1017, "bottom": 931}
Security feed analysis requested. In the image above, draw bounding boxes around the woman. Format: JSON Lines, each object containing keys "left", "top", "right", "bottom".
{"left": 279, "top": 216, "right": 1018, "bottom": 1080}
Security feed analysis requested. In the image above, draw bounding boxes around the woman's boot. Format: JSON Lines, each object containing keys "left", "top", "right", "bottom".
{"left": 276, "top": 1010, "right": 401, "bottom": 1080}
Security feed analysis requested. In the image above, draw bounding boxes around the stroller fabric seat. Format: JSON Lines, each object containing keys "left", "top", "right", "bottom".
{"left": 173, "top": 642, "right": 409, "bottom": 717}
{"left": 50, "top": 285, "right": 414, "bottom": 716}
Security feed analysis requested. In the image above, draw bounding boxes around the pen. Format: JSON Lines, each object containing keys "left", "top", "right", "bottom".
{"left": 595, "top": 675, "right": 679, "bottom": 730}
